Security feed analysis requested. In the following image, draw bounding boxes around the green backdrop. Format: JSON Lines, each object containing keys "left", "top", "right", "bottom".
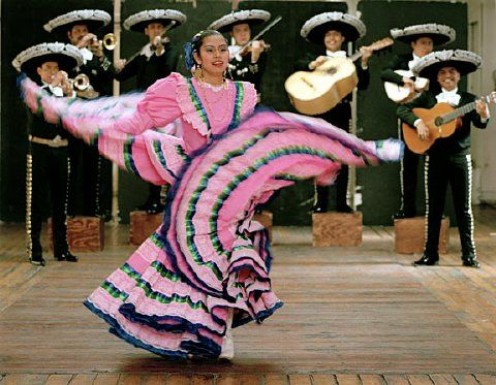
{"left": 0, "top": 0, "right": 466, "bottom": 226}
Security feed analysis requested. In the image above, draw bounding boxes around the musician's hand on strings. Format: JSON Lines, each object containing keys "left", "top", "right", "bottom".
{"left": 475, "top": 98, "right": 490, "bottom": 120}
{"left": 415, "top": 120, "right": 429, "bottom": 141}
{"left": 309, "top": 56, "right": 327, "bottom": 70}
{"left": 402, "top": 77, "right": 415, "bottom": 91}
{"left": 250, "top": 40, "right": 265, "bottom": 63}
{"left": 360, "top": 46, "right": 373, "bottom": 68}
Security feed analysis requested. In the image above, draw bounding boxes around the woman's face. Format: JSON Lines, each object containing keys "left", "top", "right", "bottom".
{"left": 194, "top": 34, "right": 229, "bottom": 76}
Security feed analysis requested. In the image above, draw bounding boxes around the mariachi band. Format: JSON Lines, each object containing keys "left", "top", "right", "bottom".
{"left": 13, "top": 7, "right": 490, "bottom": 269}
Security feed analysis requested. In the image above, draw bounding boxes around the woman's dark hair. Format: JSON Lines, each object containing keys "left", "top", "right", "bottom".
{"left": 183, "top": 30, "right": 226, "bottom": 72}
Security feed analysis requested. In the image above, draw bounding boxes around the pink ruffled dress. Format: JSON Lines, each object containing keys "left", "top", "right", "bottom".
{"left": 19, "top": 72, "right": 403, "bottom": 359}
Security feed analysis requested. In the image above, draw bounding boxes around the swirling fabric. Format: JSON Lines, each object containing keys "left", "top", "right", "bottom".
{"left": 19, "top": 74, "right": 402, "bottom": 359}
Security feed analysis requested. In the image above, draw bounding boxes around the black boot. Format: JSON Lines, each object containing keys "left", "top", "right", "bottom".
{"left": 313, "top": 185, "right": 329, "bottom": 213}
{"left": 413, "top": 253, "right": 439, "bottom": 266}
{"left": 29, "top": 255, "right": 46, "bottom": 266}
{"left": 55, "top": 251, "right": 79, "bottom": 262}
{"left": 462, "top": 255, "right": 480, "bottom": 268}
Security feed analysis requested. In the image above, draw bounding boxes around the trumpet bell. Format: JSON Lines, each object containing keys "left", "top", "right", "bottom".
{"left": 102, "top": 33, "right": 117, "bottom": 51}
{"left": 73, "top": 73, "right": 90, "bottom": 91}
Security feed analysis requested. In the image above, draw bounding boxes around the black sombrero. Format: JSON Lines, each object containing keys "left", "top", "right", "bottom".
{"left": 123, "top": 9, "right": 187, "bottom": 32}
{"left": 412, "top": 49, "right": 482, "bottom": 79}
{"left": 208, "top": 9, "right": 271, "bottom": 33}
{"left": 44, "top": 9, "right": 111, "bottom": 34}
{"left": 390, "top": 23, "right": 456, "bottom": 46}
{"left": 300, "top": 12, "right": 366, "bottom": 44}
{"left": 12, "top": 42, "right": 83, "bottom": 77}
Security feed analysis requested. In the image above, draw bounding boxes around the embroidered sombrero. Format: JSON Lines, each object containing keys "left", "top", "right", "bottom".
{"left": 300, "top": 12, "right": 366, "bottom": 44}
{"left": 390, "top": 23, "right": 456, "bottom": 46}
{"left": 123, "top": 9, "right": 187, "bottom": 32}
{"left": 12, "top": 42, "right": 83, "bottom": 75}
{"left": 412, "top": 49, "right": 482, "bottom": 78}
{"left": 208, "top": 9, "right": 271, "bottom": 33}
{"left": 44, "top": 9, "right": 111, "bottom": 34}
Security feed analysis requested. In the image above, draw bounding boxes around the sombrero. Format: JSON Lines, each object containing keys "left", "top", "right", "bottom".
{"left": 390, "top": 23, "right": 456, "bottom": 46}
{"left": 12, "top": 42, "right": 83, "bottom": 76}
{"left": 208, "top": 9, "right": 271, "bottom": 33}
{"left": 123, "top": 9, "right": 187, "bottom": 32}
{"left": 412, "top": 49, "right": 482, "bottom": 79}
{"left": 300, "top": 12, "right": 366, "bottom": 44}
{"left": 44, "top": 9, "right": 111, "bottom": 34}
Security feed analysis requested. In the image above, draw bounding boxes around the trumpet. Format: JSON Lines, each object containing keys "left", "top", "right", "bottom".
{"left": 93, "top": 33, "right": 117, "bottom": 51}
{"left": 70, "top": 73, "right": 90, "bottom": 91}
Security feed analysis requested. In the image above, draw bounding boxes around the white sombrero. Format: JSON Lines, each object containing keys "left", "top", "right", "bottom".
{"left": 12, "top": 42, "right": 83, "bottom": 75}
{"left": 44, "top": 9, "right": 111, "bottom": 34}
{"left": 412, "top": 49, "right": 481, "bottom": 79}
{"left": 208, "top": 9, "right": 271, "bottom": 33}
{"left": 390, "top": 23, "right": 456, "bottom": 46}
{"left": 123, "top": 9, "right": 187, "bottom": 32}
{"left": 301, "top": 12, "right": 366, "bottom": 44}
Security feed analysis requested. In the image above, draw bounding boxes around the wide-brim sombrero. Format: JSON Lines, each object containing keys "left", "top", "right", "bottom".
{"left": 44, "top": 9, "right": 111, "bottom": 34}
{"left": 123, "top": 9, "right": 187, "bottom": 32}
{"left": 12, "top": 42, "right": 83, "bottom": 76}
{"left": 412, "top": 49, "right": 481, "bottom": 79}
{"left": 300, "top": 11, "right": 366, "bottom": 44}
{"left": 390, "top": 23, "right": 456, "bottom": 46}
{"left": 208, "top": 9, "right": 271, "bottom": 33}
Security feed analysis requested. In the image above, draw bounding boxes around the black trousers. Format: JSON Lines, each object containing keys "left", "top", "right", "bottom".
{"left": 314, "top": 102, "right": 351, "bottom": 210}
{"left": 27, "top": 143, "right": 69, "bottom": 258}
{"left": 399, "top": 137, "right": 421, "bottom": 215}
{"left": 424, "top": 153, "right": 476, "bottom": 258}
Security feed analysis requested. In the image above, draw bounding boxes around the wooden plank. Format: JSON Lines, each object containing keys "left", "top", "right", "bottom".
{"left": 68, "top": 374, "right": 98, "bottom": 385}
{"left": 3, "top": 374, "right": 47, "bottom": 385}
{"left": 474, "top": 374, "right": 496, "bottom": 385}
{"left": 167, "top": 375, "right": 191, "bottom": 385}
{"left": 45, "top": 375, "right": 73, "bottom": 385}
{"left": 190, "top": 375, "right": 215, "bottom": 385}
{"left": 311, "top": 374, "right": 338, "bottom": 385}
{"left": 93, "top": 373, "right": 120, "bottom": 385}
{"left": 117, "top": 374, "right": 142, "bottom": 385}
{"left": 264, "top": 375, "right": 288, "bottom": 385}
{"left": 288, "top": 374, "right": 312, "bottom": 385}
{"left": 406, "top": 375, "right": 434, "bottom": 385}
{"left": 453, "top": 375, "right": 480, "bottom": 385}
{"left": 335, "top": 375, "right": 361, "bottom": 385}
{"left": 430, "top": 374, "right": 457, "bottom": 385}
{"left": 383, "top": 375, "right": 409, "bottom": 385}
{"left": 360, "top": 375, "right": 386, "bottom": 385}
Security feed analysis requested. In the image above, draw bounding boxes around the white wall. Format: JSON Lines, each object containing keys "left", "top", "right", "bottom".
{"left": 468, "top": 0, "right": 496, "bottom": 204}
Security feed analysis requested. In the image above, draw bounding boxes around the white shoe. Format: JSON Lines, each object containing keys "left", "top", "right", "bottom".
{"left": 219, "top": 330, "right": 234, "bottom": 360}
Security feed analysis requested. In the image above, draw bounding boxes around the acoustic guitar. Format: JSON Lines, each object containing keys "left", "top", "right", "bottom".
{"left": 383, "top": 69, "right": 429, "bottom": 104}
{"left": 402, "top": 92, "right": 496, "bottom": 154}
{"left": 284, "top": 37, "right": 393, "bottom": 116}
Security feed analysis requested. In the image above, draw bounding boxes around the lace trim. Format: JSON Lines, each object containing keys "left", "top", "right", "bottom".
{"left": 175, "top": 75, "right": 257, "bottom": 137}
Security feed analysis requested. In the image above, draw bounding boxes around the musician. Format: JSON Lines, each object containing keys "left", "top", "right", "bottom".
{"left": 114, "top": 9, "right": 186, "bottom": 214}
{"left": 208, "top": 9, "right": 271, "bottom": 101}
{"left": 12, "top": 43, "right": 82, "bottom": 265}
{"left": 298, "top": 12, "right": 372, "bottom": 213}
{"left": 381, "top": 24, "right": 456, "bottom": 219}
{"left": 397, "top": 49, "right": 490, "bottom": 268}
{"left": 44, "top": 9, "right": 114, "bottom": 220}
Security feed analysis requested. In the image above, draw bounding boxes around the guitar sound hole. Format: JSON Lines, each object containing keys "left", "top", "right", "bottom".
{"left": 326, "top": 67, "right": 337, "bottom": 75}
{"left": 434, "top": 117, "right": 444, "bottom": 126}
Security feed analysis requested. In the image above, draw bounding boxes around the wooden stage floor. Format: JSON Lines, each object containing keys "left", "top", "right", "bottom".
{"left": 1, "top": 206, "right": 495, "bottom": 384}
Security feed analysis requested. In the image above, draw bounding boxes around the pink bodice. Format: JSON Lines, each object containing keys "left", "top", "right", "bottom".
{"left": 111, "top": 72, "right": 257, "bottom": 154}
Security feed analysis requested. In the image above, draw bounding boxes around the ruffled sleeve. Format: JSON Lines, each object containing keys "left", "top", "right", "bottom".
{"left": 110, "top": 73, "right": 183, "bottom": 135}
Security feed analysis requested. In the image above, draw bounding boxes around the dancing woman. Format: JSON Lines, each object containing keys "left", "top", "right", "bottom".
{"left": 18, "top": 30, "right": 402, "bottom": 360}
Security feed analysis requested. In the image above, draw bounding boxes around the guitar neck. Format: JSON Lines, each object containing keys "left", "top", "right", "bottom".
{"left": 440, "top": 95, "right": 490, "bottom": 124}
{"left": 349, "top": 51, "right": 362, "bottom": 63}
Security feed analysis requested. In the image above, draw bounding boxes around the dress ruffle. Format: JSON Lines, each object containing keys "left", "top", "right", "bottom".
{"left": 18, "top": 74, "right": 403, "bottom": 359}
